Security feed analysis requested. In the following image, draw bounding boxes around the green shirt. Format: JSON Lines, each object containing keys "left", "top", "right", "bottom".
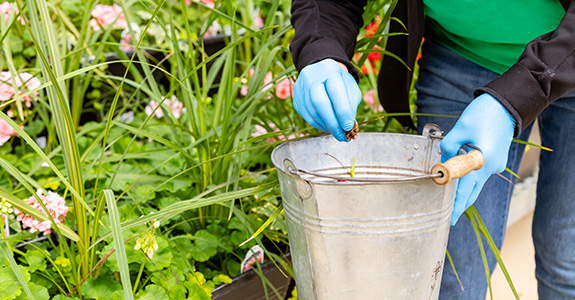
{"left": 424, "top": 0, "right": 565, "bottom": 74}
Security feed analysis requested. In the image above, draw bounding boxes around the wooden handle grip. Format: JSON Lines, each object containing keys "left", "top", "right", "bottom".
{"left": 431, "top": 150, "right": 484, "bottom": 185}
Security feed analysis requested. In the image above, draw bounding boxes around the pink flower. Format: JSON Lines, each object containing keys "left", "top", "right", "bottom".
{"left": 120, "top": 23, "right": 140, "bottom": 51}
{"left": 0, "top": 72, "right": 41, "bottom": 107}
{"left": 90, "top": 4, "right": 128, "bottom": 31}
{"left": 249, "top": 69, "right": 273, "bottom": 92}
{"left": 0, "top": 81, "right": 14, "bottom": 101}
{"left": 203, "top": 22, "right": 219, "bottom": 38}
{"left": 120, "top": 34, "right": 132, "bottom": 51}
{"left": 169, "top": 96, "right": 185, "bottom": 118}
{"left": 0, "top": 2, "right": 25, "bottom": 24}
{"left": 145, "top": 95, "right": 186, "bottom": 119}
{"left": 185, "top": 0, "right": 215, "bottom": 8}
{"left": 0, "top": 118, "right": 18, "bottom": 146}
{"left": 145, "top": 100, "right": 163, "bottom": 118}
{"left": 275, "top": 78, "right": 294, "bottom": 100}
{"left": 255, "top": 15, "right": 264, "bottom": 29}
{"left": 242, "top": 69, "right": 274, "bottom": 97}
{"left": 263, "top": 72, "right": 273, "bottom": 91}
{"left": 14, "top": 190, "right": 69, "bottom": 235}
{"left": 363, "top": 89, "right": 383, "bottom": 112}
{"left": 16, "top": 72, "right": 41, "bottom": 106}
{"left": 240, "top": 85, "right": 248, "bottom": 96}
{"left": 363, "top": 89, "right": 376, "bottom": 106}
{"left": 251, "top": 123, "right": 304, "bottom": 144}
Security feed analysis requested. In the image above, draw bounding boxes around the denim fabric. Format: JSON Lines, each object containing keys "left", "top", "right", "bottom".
{"left": 415, "top": 39, "right": 575, "bottom": 299}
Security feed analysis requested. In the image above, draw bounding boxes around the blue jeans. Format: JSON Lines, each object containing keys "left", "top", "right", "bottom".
{"left": 415, "top": 39, "right": 575, "bottom": 300}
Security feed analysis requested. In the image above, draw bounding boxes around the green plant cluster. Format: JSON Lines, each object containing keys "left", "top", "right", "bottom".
{"left": 0, "top": 0, "right": 408, "bottom": 299}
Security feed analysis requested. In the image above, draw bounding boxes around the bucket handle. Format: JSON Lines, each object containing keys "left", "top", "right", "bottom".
{"left": 283, "top": 158, "right": 314, "bottom": 199}
{"left": 431, "top": 150, "right": 484, "bottom": 185}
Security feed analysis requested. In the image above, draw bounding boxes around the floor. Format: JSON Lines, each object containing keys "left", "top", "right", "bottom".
{"left": 489, "top": 212, "right": 537, "bottom": 300}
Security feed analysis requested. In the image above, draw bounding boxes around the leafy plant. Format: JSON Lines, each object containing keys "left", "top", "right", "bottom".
{"left": 0, "top": 0, "right": 527, "bottom": 299}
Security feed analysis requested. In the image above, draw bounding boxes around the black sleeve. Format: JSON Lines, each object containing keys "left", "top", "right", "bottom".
{"left": 475, "top": 1, "right": 575, "bottom": 136}
{"left": 289, "top": 0, "right": 368, "bottom": 81}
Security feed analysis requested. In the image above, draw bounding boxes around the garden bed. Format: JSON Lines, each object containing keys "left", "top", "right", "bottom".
{"left": 0, "top": 0, "right": 398, "bottom": 299}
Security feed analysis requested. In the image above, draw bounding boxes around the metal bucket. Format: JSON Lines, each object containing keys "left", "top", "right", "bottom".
{"left": 271, "top": 124, "right": 456, "bottom": 300}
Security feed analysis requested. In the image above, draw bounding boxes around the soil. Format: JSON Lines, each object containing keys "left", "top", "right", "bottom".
{"left": 345, "top": 122, "right": 359, "bottom": 140}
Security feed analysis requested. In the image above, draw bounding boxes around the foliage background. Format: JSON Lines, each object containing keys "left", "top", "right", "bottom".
{"left": 0, "top": 0, "right": 407, "bottom": 298}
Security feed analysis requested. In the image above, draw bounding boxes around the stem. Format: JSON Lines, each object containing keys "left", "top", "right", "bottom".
{"left": 132, "top": 259, "right": 147, "bottom": 294}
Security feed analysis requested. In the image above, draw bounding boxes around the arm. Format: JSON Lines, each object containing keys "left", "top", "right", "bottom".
{"left": 446, "top": 3, "right": 575, "bottom": 224}
{"left": 289, "top": 0, "right": 368, "bottom": 141}
{"left": 290, "top": 0, "right": 368, "bottom": 81}
{"left": 476, "top": 1, "right": 575, "bottom": 136}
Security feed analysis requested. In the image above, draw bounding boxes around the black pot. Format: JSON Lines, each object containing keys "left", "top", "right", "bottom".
{"left": 211, "top": 253, "right": 294, "bottom": 300}
{"left": 104, "top": 34, "right": 232, "bottom": 97}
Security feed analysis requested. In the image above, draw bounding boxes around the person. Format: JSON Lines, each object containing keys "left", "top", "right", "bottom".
{"left": 289, "top": 0, "right": 575, "bottom": 299}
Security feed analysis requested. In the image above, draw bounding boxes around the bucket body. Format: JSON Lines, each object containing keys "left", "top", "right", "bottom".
{"left": 271, "top": 129, "right": 456, "bottom": 300}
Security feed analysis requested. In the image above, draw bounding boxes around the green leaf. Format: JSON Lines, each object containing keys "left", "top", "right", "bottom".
{"left": 54, "top": 256, "right": 71, "bottom": 269}
{"left": 157, "top": 197, "right": 179, "bottom": 210}
{"left": 150, "top": 268, "right": 188, "bottom": 299}
{"left": 133, "top": 184, "right": 156, "bottom": 201}
{"left": 446, "top": 250, "right": 463, "bottom": 291}
{"left": 80, "top": 277, "right": 122, "bottom": 300}
{"left": 189, "top": 231, "right": 219, "bottom": 262}
{"left": 0, "top": 242, "right": 33, "bottom": 300}
{"left": 239, "top": 203, "right": 283, "bottom": 247}
{"left": 230, "top": 231, "right": 247, "bottom": 247}
{"left": 27, "top": 0, "right": 90, "bottom": 262}
{"left": 111, "top": 290, "right": 124, "bottom": 300}
{"left": 23, "top": 250, "right": 47, "bottom": 273}
{"left": 136, "top": 285, "right": 169, "bottom": 300}
{"left": 184, "top": 282, "right": 211, "bottom": 300}
{"left": 0, "top": 265, "right": 25, "bottom": 300}
{"left": 104, "top": 189, "right": 134, "bottom": 300}
{"left": 470, "top": 206, "right": 521, "bottom": 299}
{"left": 91, "top": 182, "right": 278, "bottom": 248}
{"left": 24, "top": 120, "right": 46, "bottom": 137}
{"left": 465, "top": 210, "right": 493, "bottom": 300}
{"left": 212, "top": 274, "right": 232, "bottom": 285}
{"left": 51, "top": 295, "right": 79, "bottom": 300}
{"left": 14, "top": 281, "right": 49, "bottom": 300}
{"left": 144, "top": 236, "right": 173, "bottom": 271}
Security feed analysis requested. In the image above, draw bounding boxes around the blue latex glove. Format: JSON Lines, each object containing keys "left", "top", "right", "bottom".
{"left": 441, "top": 93, "right": 516, "bottom": 225}
{"left": 293, "top": 59, "right": 362, "bottom": 141}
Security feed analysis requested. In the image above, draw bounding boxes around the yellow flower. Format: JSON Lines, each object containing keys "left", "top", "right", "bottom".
{"left": 54, "top": 256, "right": 71, "bottom": 268}
{"left": 0, "top": 197, "right": 13, "bottom": 214}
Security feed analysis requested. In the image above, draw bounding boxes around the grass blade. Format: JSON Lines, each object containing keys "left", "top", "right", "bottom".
{"left": 469, "top": 206, "right": 520, "bottom": 300}
{"left": 90, "top": 181, "right": 278, "bottom": 249}
{"left": 103, "top": 190, "right": 134, "bottom": 300}
{"left": 511, "top": 139, "right": 553, "bottom": 152}
{"left": 27, "top": 0, "right": 89, "bottom": 276}
{"left": 465, "top": 210, "right": 493, "bottom": 300}
{"left": 0, "top": 111, "right": 88, "bottom": 211}
{"left": 446, "top": 249, "right": 464, "bottom": 291}
{"left": 0, "top": 217, "right": 34, "bottom": 300}
{"left": 0, "top": 242, "right": 34, "bottom": 299}
{"left": 239, "top": 203, "right": 283, "bottom": 247}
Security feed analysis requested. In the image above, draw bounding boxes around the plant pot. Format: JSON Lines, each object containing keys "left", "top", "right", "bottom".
{"left": 211, "top": 253, "right": 293, "bottom": 300}
{"left": 104, "top": 33, "right": 234, "bottom": 97}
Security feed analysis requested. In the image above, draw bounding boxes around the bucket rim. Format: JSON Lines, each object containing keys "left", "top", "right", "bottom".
{"left": 271, "top": 132, "right": 441, "bottom": 185}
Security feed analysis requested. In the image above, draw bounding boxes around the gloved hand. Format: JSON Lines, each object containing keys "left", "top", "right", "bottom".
{"left": 441, "top": 93, "right": 516, "bottom": 225}
{"left": 293, "top": 59, "right": 362, "bottom": 141}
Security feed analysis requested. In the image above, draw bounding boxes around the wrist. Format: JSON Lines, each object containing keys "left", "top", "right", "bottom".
{"left": 336, "top": 61, "right": 348, "bottom": 72}
{"left": 476, "top": 93, "right": 516, "bottom": 128}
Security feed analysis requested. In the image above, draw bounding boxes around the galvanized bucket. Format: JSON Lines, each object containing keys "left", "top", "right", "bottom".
{"left": 271, "top": 124, "right": 459, "bottom": 300}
